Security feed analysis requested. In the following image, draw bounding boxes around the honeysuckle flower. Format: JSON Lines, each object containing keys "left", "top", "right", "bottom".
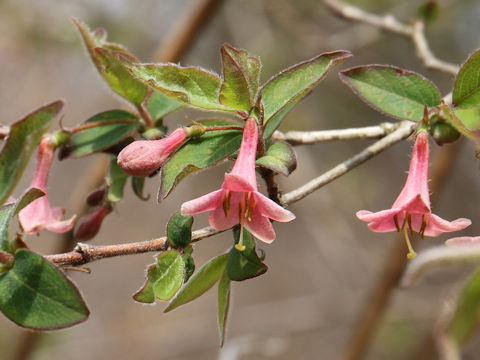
{"left": 18, "top": 135, "right": 76, "bottom": 234}
{"left": 357, "top": 130, "right": 471, "bottom": 258}
{"left": 117, "top": 127, "right": 188, "bottom": 177}
{"left": 445, "top": 236, "right": 480, "bottom": 246}
{"left": 181, "top": 117, "right": 295, "bottom": 249}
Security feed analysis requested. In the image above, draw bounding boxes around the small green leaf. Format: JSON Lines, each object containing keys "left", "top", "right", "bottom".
{"left": 129, "top": 63, "right": 236, "bottom": 112}
{"left": 0, "top": 101, "right": 63, "bottom": 204}
{"left": 0, "top": 249, "right": 89, "bottom": 329}
{"left": 256, "top": 141, "right": 297, "bottom": 176}
{"left": 131, "top": 177, "right": 150, "bottom": 201}
{"left": 159, "top": 125, "right": 242, "bottom": 200}
{"left": 219, "top": 44, "right": 261, "bottom": 111}
{"left": 453, "top": 49, "right": 480, "bottom": 109}
{"left": 133, "top": 250, "right": 185, "bottom": 303}
{"left": 226, "top": 227, "right": 268, "bottom": 281}
{"left": 417, "top": 1, "right": 439, "bottom": 23}
{"left": 167, "top": 211, "right": 193, "bottom": 248}
{"left": 183, "top": 248, "right": 195, "bottom": 283}
{"left": 218, "top": 270, "right": 231, "bottom": 346}
{"left": 441, "top": 105, "right": 480, "bottom": 147}
{"left": 165, "top": 253, "right": 229, "bottom": 312}
{"left": 72, "top": 19, "right": 181, "bottom": 119}
{"left": 339, "top": 65, "right": 441, "bottom": 122}
{"left": 106, "top": 157, "right": 130, "bottom": 203}
{"left": 261, "top": 51, "right": 351, "bottom": 138}
{"left": 448, "top": 268, "right": 480, "bottom": 345}
{"left": 64, "top": 110, "right": 138, "bottom": 158}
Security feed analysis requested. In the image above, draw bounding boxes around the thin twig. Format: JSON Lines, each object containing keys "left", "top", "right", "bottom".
{"left": 272, "top": 122, "right": 399, "bottom": 145}
{"left": 281, "top": 120, "right": 416, "bottom": 206}
{"left": 324, "top": 0, "right": 460, "bottom": 75}
{"left": 46, "top": 226, "right": 221, "bottom": 266}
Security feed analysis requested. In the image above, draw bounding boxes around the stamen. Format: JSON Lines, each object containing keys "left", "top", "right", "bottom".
{"left": 245, "top": 193, "right": 256, "bottom": 221}
{"left": 222, "top": 191, "right": 231, "bottom": 217}
{"left": 407, "top": 213, "right": 413, "bottom": 237}
{"left": 235, "top": 223, "right": 246, "bottom": 251}
{"left": 393, "top": 214, "right": 400, "bottom": 232}
{"left": 419, "top": 214, "right": 427, "bottom": 240}
{"left": 403, "top": 227, "right": 417, "bottom": 259}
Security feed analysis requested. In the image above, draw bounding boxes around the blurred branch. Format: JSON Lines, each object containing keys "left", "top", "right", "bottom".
{"left": 0, "top": 126, "right": 8, "bottom": 139}
{"left": 46, "top": 226, "right": 221, "bottom": 266}
{"left": 324, "top": 0, "right": 460, "bottom": 75}
{"left": 272, "top": 122, "right": 400, "bottom": 145}
{"left": 281, "top": 120, "right": 416, "bottom": 206}
{"left": 154, "top": 0, "right": 224, "bottom": 62}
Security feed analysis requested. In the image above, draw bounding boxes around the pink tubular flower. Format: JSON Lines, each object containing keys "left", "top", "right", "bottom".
{"left": 181, "top": 117, "right": 295, "bottom": 248}
{"left": 18, "top": 135, "right": 76, "bottom": 234}
{"left": 117, "top": 127, "right": 188, "bottom": 177}
{"left": 357, "top": 130, "right": 471, "bottom": 258}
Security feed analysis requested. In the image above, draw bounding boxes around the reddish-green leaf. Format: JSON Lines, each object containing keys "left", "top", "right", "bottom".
{"left": 453, "top": 49, "right": 480, "bottom": 109}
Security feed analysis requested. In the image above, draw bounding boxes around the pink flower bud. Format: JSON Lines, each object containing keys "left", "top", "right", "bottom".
{"left": 74, "top": 206, "right": 112, "bottom": 241}
{"left": 117, "top": 128, "right": 188, "bottom": 177}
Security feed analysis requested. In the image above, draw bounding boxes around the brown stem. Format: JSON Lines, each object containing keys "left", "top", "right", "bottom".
{"left": 338, "top": 142, "right": 460, "bottom": 360}
{"left": 154, "top": 0, "right": 224, "bottom": 63}
{"left": 259, "top": 168, "right": 281, "bottom": 204}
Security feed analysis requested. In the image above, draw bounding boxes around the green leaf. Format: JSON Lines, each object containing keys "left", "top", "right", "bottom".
{"left": 217, "top": 270, "right": 231, "bottom": 346}
{"left": 167, "top": 211, "right": 193, "bottom": 248}
{"left": 182, "top": 247, "right": 195, "bottom": 282}
{"left": 448, "top": 268, "right": 480, "bottom": 345}
{"left": 106, "top": 157, "right": 130, "bottom": 203}
{"left": 261, "top": 51, "right": 352, "bottom": 138}
{"left": 133, "top": 250, "right": 185, "bottom": 303}
{"left": 0, "top": 188, "right": 45, "bottom": 253}
{"left": 0, "top": 249, "right": 89, "bottom": 329}
{"left": 64, "top": 110, "right": 138, "bottom": 158}
{"left": 72, "top": 19, "right": 181, "bottom": 119}
{"left": 453, "top": 108, "right": 480, "bottom": 131}
{"left": 0, "top": 100, "right": 63, "bottom": 204}
{"left": 219, "top": 44, "right": 261, "bottom": 111}
{"left": 129, "top": 63, "right": 236, "bottom": 112}
{"left": 226, "top": 227, "right": 268, "bottom": 281}
{"left": 256, "top": 141, "right": 297, "bottom": 176}
{"left": 159, "top": 126, "right": 242, "bottom": 200}
{"left": 164, "top": 253, "right": 229, "bottom": 312}
{"left": 441, "top": 105, "right": 480, "bottom": 147}
{"left": 339, "top": 65, "right": 441, "bottom": 122}
{"left": 453, "top": 49, "right": 480, "bottom": 109}
{"left": 131, "top": 177, "right": 150, "bottom": 201}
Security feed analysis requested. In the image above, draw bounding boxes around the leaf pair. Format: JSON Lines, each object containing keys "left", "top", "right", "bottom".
{"left": 0, "top": 191, "right": 89, "bottom": 329}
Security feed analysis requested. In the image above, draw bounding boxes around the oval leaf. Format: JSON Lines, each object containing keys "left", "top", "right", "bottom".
{"left": 0, "top": 249, "right": 89, "bottom": 330}
{"left": 256, "top": 141, "right": 297, "bottom": 176}
{"left": 339, "top": 65, "right": 441, "bottom": 121}
{"left": 453, "top": 49, "right": 480, "bottom": 109}
{"left": 219, "top": 44, "right": 261, "bottom": 111}
{"left": 261, "top": 51, "right": 352, "bottom": 138}
{"left": 129, "top": 63, "right": 236, "bottom": 112}
{"left": 167, "top": 211, "right": 193, "bottom": 248}
{"left": 0, "top": 100, "right": 63, "bottom": 204}
{"left": 226, "top": 227, "right": 268, "bottom": 281}
{"left": 218, "top": 270, "right": 231, "bottom": 346}
{"left": 64, "top": 110, "right": 138, "bottom": 158}
{"left": 106, "top": 157, "right": 130, "bottom": 203}
{"left": 131, "top": 176, "right": 150, "bottom": 201}
{"left": 133, "top": 250, "right": 185, "bottom": 303}
{"left": 164, "top": 253, "right": 229, "bottom": 312}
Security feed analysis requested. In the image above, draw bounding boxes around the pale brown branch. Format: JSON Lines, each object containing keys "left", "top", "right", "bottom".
{"left": 281, "top": 120, "right": 416, "bottom": 206}
{"left": 46, "top": 226, "right": 221, "bottom": 266}
{"left": 324, "top": 0, "right": 460, "bottom": 75}
{"left": 0, "top": 126, "right": 9, "bottom": 139}
{"left": 272, "top": 122, "right": 399, "bottom": 145}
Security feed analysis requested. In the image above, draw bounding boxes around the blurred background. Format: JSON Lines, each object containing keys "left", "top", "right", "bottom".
{"left": 1, "top": 0, "right": 480, "bottom": 359}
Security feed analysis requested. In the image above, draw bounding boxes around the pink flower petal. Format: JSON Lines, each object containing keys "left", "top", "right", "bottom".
{"left": 44, "top": 215, "right": 77, "bottom": 233}
{"left": 223, "top": 173, "right": 256, "bottom": 192}
{"left": 445, "top": 236, "right": 480, "bottom": 246}
{"left": 229, "top": 118, "right": 258, "bottom": 190}
{"left": 181, "top": 190, "right": 223, "bottom": 215}
{"left": 356, "top": 209, "right": 401, "bottom": 232}
{"left": 423, "top": 214, "right": 472, "bottom": 237}
{"left": 245, "top": 206, "right": 276, "bottom": 243}
{"left": 400, "top": 194, "right": 430, "bottom": 214}
{"left": 208, "top": 192, "right": 242, "bottom": 231}
{"left": 253, "top": 192, "right": 295, "bottom": 222}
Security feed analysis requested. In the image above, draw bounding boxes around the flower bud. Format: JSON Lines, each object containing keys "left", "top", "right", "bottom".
{"left": 74, "top": 206, "right": 112, "bottom": 241}
{"left": 117, "top": 127, "right": 188, "bottom": 177}
{"left": 86, "top": 187, "right": 106, "bottom": 207}
{"left": 430, "top": 121, "right": 460, "bottom": 146}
